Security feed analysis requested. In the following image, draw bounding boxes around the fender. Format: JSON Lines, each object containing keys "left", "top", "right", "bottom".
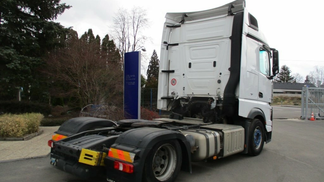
{"left": 247, "top": 108, "right": 265, "bottom": 122}
{"left": 56, "top": 117, "right": 117, "bottom": 136}
{"left": 105, "top": 127, "right": 192, "bottom": 182}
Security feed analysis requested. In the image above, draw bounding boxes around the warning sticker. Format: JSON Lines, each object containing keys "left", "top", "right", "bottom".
{"left": 171, "top": 78, "right": 177, "bottom": 86}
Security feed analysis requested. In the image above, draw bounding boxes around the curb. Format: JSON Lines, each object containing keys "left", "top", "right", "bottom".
{"left": 0, "top": 153, "right": 50, "bottom": 163}
{"left": 0, "top": 130, "right": 44, "bottom": 141}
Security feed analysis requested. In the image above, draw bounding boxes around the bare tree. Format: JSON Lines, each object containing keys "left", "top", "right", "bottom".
{"left": 44, "top": 30, "right": 123, "bottom": 107}
{"left": 308, "top": 66, "right": 324, "bottom": 87}
{"left": 130, "top": 7, "right": 148, "bottom": 51}
{"left": 113, "top": 9, "right": 129, "bottom": 61}
{"left": 113, "top": 7, "right": 149, "bottom": 62}
{"left": 292, "top": 73, "right": 303, "bottom": 83}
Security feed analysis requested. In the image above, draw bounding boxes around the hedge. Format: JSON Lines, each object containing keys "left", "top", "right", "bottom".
{"left": 0, "top": 113, "right": 44, "bottom": 137}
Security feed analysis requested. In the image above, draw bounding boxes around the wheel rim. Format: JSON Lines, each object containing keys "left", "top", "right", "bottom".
{"left": 152, "top": 143, "right": 177, "bottom": 181}
{"left": 253, "top": 126, "right": 262, "bottom": 150}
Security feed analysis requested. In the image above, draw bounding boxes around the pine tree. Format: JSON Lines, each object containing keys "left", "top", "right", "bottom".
{"left": 0, "top": 0, "right": 70, "bottom": 101}
{"left": 146, "top": 50, "right": 159, "bottom": 88}
{"left": 80, "top": 29, "right": 96, "bottom": 43}
{"left": 102, "top": 34, "right": 121, "bottom": 64}
{"left": 275, "top": 65, "right": 294, "bottom": 83}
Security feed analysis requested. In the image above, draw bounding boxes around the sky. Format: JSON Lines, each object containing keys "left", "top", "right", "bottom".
{"left": 55, "top": 0, "right": 324, "bottom": 80}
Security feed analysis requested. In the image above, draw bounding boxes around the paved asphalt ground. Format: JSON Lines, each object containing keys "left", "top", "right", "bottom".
{"left": 273, "top": 105, "right": 302, "bottom": 119}
{"left": 1, "top": 106, "right": 323, "bottom": 182}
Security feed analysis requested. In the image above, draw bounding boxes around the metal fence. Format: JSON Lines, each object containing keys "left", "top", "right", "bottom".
{"left": 301, "top": 86, "right": 324, "bottom": 120}
{"left": 141, "top": 88, "right": 158, "bottom": 111}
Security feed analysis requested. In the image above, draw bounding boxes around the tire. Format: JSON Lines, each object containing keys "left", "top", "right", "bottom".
{"left": 143, "top": 140, "right": 182, "bottom": 182}
{"left": 248, "top": 119, "right": 265, "bottom": 156}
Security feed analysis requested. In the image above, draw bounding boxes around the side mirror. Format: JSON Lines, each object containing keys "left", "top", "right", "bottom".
{"left": 271, "top": 48, "right": 279, "bottom": 76}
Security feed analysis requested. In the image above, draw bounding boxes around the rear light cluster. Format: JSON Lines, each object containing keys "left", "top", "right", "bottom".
{"left": 114, "top": 161, "right": 134, "bottom": 173}
{"left": 48, "top": 140, "right": 54, "bottom": 148}
{"left": 49, "top": 134, "right": 67, "bottom": 148}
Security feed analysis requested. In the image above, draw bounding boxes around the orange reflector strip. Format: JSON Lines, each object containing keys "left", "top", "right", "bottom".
{"left": 52, "top": 134, "right": 67, "bottom": 141}
{"left": 117, "top": 149, "right": 126, "bottom": 161}
{"left": 108, "top": 148, "right": 135, "bottom": 163}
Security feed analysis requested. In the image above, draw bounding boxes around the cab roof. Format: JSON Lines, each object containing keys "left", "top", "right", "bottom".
{"left": 165, "top": 0, "right": 245, "bottom": 23}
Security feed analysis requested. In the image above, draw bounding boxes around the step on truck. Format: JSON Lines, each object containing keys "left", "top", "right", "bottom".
{"left": 48, "top": 0, "right": 279, "bottom": 181}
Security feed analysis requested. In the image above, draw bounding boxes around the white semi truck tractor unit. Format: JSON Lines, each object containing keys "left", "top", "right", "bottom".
{"left": 48, "top": 1, "right": 279, "bottom": 182}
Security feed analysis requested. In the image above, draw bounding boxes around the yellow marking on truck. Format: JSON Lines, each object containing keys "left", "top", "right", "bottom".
{"left": 108, "top": 148, "right": 135, "bottom": 163}
{"left": 78, "top": 148, "right": 106, "bottom": 166}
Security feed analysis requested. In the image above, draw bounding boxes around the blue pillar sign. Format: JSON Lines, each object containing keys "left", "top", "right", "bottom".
{"left": 124, "top": 52, "right": 141, "bottom": 119}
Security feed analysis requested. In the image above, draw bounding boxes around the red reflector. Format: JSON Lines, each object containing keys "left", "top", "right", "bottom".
{"left": 114, "top": 161, "right": 134, "bottom": 173}
{"left": 48, "top": 140, "right": 54, "bottom": 148}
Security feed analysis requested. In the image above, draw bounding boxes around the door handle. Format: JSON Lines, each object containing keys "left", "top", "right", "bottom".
{"left": 259, "top": 92, "right": 263, "bottom": 98}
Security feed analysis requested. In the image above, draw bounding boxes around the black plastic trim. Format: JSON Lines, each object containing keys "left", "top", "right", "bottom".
{"left": 266, "top": 131, "right": 272, "bottom": 143}
{"left": 165, "top": 42, "right": 179, "bottom": 50}
{"left": 168, "top": 43, "right": 179, "bottom": 46}
{"left": 247, "top": 108, "right": 266, "bottom": 120}
{"left": 161, "top": 96, "right": 174, "bottom": 99}
{"left": 222, "top": 12, "right": 244, "bottom": 120}
{"left": 243, "top": 120, "right": 251, "bottom": 154}
{"left": 166, "top": 24, "right": 181, "bottom": 28}
{"left": 56, "top": 117, "right": 117, "bottom": 136}
{"left": 246, "top": 33, "right": 269, "bottom": 47}
{"left": 161, "top": 70, "right": 175, "bottom": 73}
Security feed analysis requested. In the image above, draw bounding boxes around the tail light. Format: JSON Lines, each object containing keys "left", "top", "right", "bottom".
{"left": 114, "top": 161, "right": 134, "bottom": 173}
{"left": 48, "top": 140, "right": 54, "bottom": 148}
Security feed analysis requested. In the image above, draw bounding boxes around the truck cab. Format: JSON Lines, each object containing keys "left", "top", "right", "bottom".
{"left": 157, "top": 0, "right": 278, "bottom": 135}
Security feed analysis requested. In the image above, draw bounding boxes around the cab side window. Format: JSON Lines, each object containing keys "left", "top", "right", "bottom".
{"left": 259, "top": 50, "right": 270, "bottom": 76}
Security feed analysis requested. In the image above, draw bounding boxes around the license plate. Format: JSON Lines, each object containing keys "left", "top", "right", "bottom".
{"left": 50, "top": 157, "right": 57, "bottom": 166}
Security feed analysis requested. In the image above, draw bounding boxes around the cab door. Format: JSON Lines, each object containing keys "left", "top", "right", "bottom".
{"left": 258, "top": 47, "right": 272, "bottom": 103}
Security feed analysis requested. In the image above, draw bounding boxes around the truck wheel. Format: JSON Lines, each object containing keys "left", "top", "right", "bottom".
{"left": 143, "top": 140, "right": 182, "bottom": 182}
{"left": 248, "top": 119, "right": 265, "bottom": 156}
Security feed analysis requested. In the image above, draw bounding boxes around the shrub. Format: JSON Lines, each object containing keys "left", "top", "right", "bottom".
{"left": 141, "top": 107, "right": 160, "bottom": 120}
{"left": 24, "top": 113, "right": 44, "bottom": 133}
{"left": 272, "top": 96, "right": 301, "bottom": 105}
{"left": 50, "top": 105, "right": 73, "bottom": 117}
{"left": 0, "top": 113, "right": 43, "bottom": 137}
{"left": 41, "top": 117, "right": 72, "bottom": 126}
